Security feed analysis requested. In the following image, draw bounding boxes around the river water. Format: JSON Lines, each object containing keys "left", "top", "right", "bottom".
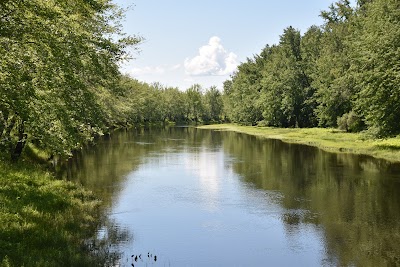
{"left": 64, "top": 127, "right": 400, "bottom": 266}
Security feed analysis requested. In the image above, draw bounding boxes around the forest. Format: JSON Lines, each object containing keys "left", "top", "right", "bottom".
{"left": 0, "top": 0, "right": 399, "bottom": 162}
{"left": 223, "top": 0, "right": 400, "bottom": 137}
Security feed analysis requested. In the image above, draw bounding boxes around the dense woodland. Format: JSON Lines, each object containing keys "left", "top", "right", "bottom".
{"left": 0, "top": 0, "right": 399, "bottom": 161}
{"left": 224, "top": 0, "right": 400, "bottom": 137}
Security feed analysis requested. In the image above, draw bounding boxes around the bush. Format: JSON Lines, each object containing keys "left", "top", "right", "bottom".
{"left": 337, "top": 111, "right": 365, "bottom": 132}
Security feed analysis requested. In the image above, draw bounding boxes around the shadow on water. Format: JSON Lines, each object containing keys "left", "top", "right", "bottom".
{"left": 58, "top": 126, "right": 204, "bottom": 265}
{"left": 62, "top": 126, "right": 400, "bottom": 266}
{"left": 221, "top": 131, "right": 400, "bottom": 266}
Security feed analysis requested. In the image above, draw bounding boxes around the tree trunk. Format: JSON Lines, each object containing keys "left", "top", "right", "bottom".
{"left": 11, "top": 121, "right": 27, "bottom": 162}
{"left": 0, "top": 110, "right": 8, "bottom": 140}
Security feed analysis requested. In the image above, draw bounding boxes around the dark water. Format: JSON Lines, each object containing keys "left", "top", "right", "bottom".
{"left": 65, "top": 127, "right": 400, "bottom": 266}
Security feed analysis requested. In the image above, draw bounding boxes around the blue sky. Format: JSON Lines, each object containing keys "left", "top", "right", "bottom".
{"left": 114, "top": 0, "right": 353, "bottom": 90}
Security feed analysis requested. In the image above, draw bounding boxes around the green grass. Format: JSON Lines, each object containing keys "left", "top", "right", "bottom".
{"left": 199, "top": 124, "right": 400, "bottom": 162}
{"left": 0, "top": 160, "right": 103, "bottom": 267}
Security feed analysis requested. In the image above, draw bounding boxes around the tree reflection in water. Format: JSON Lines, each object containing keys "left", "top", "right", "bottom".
{"left": 62, "top": 127, "right": 400, "bottom": 266}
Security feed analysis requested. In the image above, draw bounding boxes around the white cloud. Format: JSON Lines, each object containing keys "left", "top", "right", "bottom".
{"left": 128, "top": 64, "right": 182, "bottom": 77}
{"left": 171, "top": 64, "right": 181, "bottom": 70}
{"left": 184, "top": 77, "right": 195, "bottom": 83}
{"left": 129, "top": 66, "right": 166, "bottom": 76}
{"left": 184, "top": 36, "right": 238, "bottom": 76}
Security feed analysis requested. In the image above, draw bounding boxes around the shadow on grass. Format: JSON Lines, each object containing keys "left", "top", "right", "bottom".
{"left": 0, "top": 161, "right": 128, "bottom": 267}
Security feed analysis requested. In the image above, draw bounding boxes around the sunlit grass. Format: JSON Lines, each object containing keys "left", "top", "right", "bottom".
{"left": 0, "top": 161, "right": 102, "bottom": 267}
{"left": 23, "top": 143, "right": 51, "bottom": 164}
{"left": 199, "top": 124, "right": 400, "bottom": 162}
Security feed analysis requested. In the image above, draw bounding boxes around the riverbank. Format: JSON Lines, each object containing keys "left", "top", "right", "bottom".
{"left": 199, "top": 124, "right": 400, "bottom": 162}
{"left": 0, "top": 159, "right": 102, "bottom": 267}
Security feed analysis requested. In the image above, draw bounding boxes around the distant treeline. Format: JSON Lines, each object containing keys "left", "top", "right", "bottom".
{"left": 114, "top": 79, "right": 224, "bottom": 126}
{"left": 223, "top": 0, "right": 400, "bottom": 137}
{"left": 1, "top": 0, "right": 398, "bottom": 161}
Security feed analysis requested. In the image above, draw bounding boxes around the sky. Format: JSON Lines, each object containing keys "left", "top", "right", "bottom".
{"left": 113, "top": 0, "right": 351, "bottom": 90}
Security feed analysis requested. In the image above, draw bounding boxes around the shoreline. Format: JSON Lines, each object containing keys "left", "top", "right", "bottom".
{"left": 0, "top": 159, "right": 104, "bottom": 266}
{"left": 198, "top": 124, "right": 400, "bottom": 163}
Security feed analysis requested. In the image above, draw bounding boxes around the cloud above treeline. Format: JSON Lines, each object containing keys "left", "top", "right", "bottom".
{"left": 184, "top": 36, "right": 238, "bottom": 76}
{"left": 125, "top": 36, "right": 238, "bottom": 89}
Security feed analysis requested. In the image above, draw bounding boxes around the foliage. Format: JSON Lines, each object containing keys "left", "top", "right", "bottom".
{"left": 199, "top": 124, "right": 400, "bottom": 163}
{"left": 203, "top": 86, "right": 224, "bottom": 122}
{"left": 2, "top": 0, "right": 398, "bottom": 160}
{"left": 0, "top": 0, "right": 141, "bottom": 160}
{"left": 351, "top": 0, "right": 400, "bottom": 137}
{"left": 223, "top": 56, "right": 263, "bottom": 125}
{"left": 313, "top": 0, "right": 356, "bottom": 127}
{"left": 0, "top": 161, "right": 104, "bottom": 266}
{"left": 337, "top": 110, "right": 365, "bottom": 132}
{"left": 259, "top": 27, "right": 312, "bottom": 128}
{"left": 221, "top": 0, "right": 400, "bottom": 138}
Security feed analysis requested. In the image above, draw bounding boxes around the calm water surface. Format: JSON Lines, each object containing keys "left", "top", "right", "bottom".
{"left": 65, "top": 127, "right": 400, "bottom": 266}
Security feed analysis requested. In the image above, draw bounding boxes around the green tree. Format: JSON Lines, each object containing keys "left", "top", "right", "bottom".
{"left": 259, "top": 27, "right": 312, "bottom": 127}
{"left": 186, "top": 84, "right": 204, "bottom": 123}
{"left": 351, "top": 0, "right": 400, "bottom": 136}
{"left": 312, "top": 0, "right": 356, "bottom": 127}
{"left": 0, "top": 0, "right": 141, "bottom": 159}
{"left": 163, "top": 87, "right": 187, "bottom": 123}
{"left": 203, "top": 86, "right": 223, "bottom": 122}
{"left": 300, "top": 25, "right": 324, "bottom": 127}
{"left": 224, "top": 56, "right": 263, "bottom": 125}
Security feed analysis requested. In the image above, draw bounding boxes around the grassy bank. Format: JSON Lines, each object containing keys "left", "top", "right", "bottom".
{"left": 199, "top": 124, "right": 400, "bottom": 162}
{"left": 0, "top": 159, "right": 102, "bottom": 267}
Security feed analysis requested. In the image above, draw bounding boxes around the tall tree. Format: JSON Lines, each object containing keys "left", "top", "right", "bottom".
{"left": 0, "top": 0, "right": 141, "bottom": 159}
{"left": 203, "top": 86, "right": 223, "bottom": 122}
{"left": 312, "top": 0, "right": 356, "bottom": 127}
{"left": 259, "top": 27, "right": 312, "bottom": 127}
{"left": 224, "top": 55, "right": 264, "bottom": 125}
{"left": 186, "top": 84, "right": 204, "bottom": 123}
{"left": 351, "top": 0, "right": 400, "bottom": 136}
{"left": 300, "top": 25, "right": 324, "bottom": 127}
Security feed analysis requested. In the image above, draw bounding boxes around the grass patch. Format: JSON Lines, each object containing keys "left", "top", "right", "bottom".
{"left": 0, "top": 161, "right": 103, "bottom": 267}
{"left": 22, "top": 144, "right": 52, "bottom": 165}
{"left": 198, "top": 124, "right": 400, "bottom": 162}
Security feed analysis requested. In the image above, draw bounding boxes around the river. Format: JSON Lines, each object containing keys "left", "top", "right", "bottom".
{"left": 64, "top": 126, "right": 400, "bottom": 266}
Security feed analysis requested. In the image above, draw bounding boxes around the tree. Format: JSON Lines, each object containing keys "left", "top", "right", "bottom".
{"left": 259, "top": 27, "right": 312, "bottom": 127}
{"left": 185, "top": 84, "right": 204, "bottom": 123}
{"left": 203, "top": 86, "right": 223, "bottom": 122}
{"left": 0, "top": 0, "right": 141, "bottom": 159}
{"left": 351, "top": 0, "right": 400, "bottom": 136}
{"left": 300, "top": 25, "right": 324, "bottom": 127}
{"left": 163, "top": 87, "right": 187, "bottom": 123}
{"left": 224, "top": 55, "right": 264, "bottom": 125}
{"left": 312, "top": 0, "right": 356, "bottom": 127}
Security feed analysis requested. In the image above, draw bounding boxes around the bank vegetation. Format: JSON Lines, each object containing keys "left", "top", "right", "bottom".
{"left": 1, "top": 0, "right": 399, "bottom": 265}
{"left": 199, "top": 124, "right": 400, "bottom": 162}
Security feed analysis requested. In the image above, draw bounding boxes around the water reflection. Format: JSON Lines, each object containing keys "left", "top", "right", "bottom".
{"left": 65, "top": 127, "right": 400, "bottom": 266}
{"left": 222, "top": 132, "right": 400, "bottom": 267}
{"left": 184, "top": 147, "right": 224, "bottom": 212}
